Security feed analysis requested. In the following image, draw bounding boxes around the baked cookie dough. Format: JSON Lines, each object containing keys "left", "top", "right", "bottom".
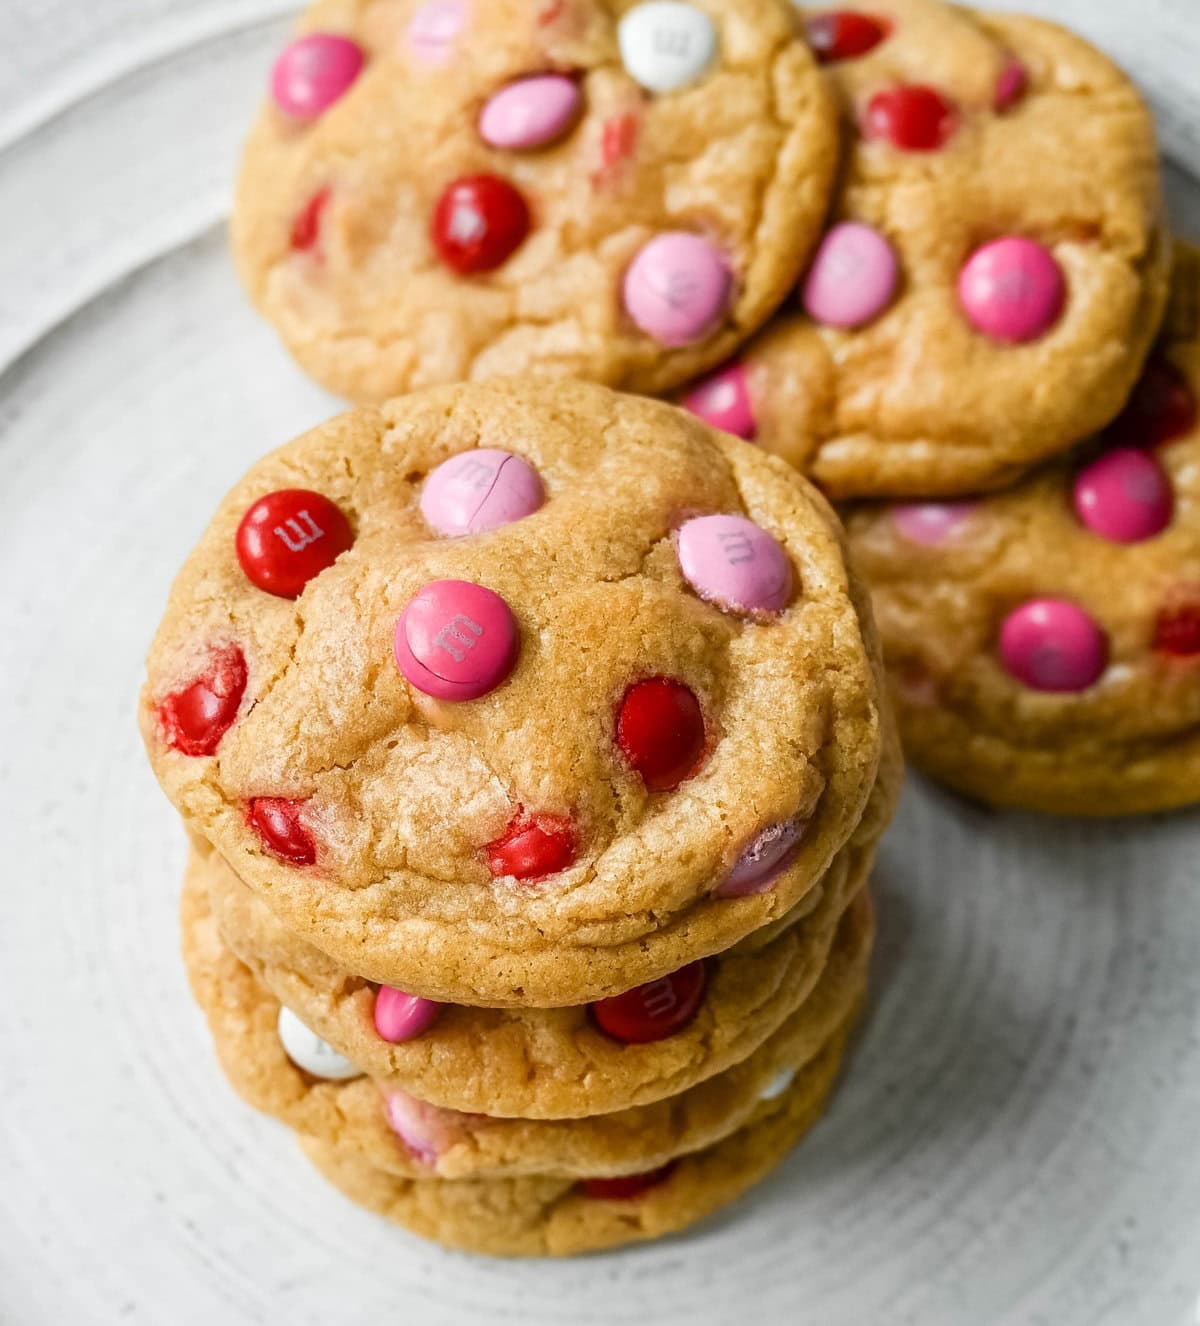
{"left": 140, "top": 380, "right": 897, "bottom": 1006}
{"left": 842, "top": 242, "right": 1200, "bottom": 816}
{"left": 182, "top": 854, "right": 872, "bottom": 1178}
{"left": 298, "top": 1010, "right": 854, "bottom": 1256}
{"left": 683, "top": 5, "right": 1169, "bottom": 498}
{"left": 231, "top": 0, "right": 840, "bottom": 401}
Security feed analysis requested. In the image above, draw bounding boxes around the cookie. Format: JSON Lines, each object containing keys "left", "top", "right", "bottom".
{"left": 182, "top": 854, "right": 871, "bottom": 1178}
{"left": 231, "top": 0, "right": 840, "bottom": 402}
{"left": 683, "top": 6, "right": 1169, "bottom": 498}
{"left": 297, "top": 1009, "right": 854, "bottom": 1256}
{"left": 842, "top": 243, "right": 1200, "bottom": 816}
{"left": 139, "top": 380, "right": 896, "bottom": 1006}
{"left": 192, "top": 822, "right": 875, "bottom": 1116}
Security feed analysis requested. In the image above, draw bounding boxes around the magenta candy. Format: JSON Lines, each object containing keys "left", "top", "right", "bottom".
{"left": 406, "top": 0, "right": 468, "bottom": 66}
{"left": 892, "top": 501, "right": 978, "bottom": 547}
{"left": 394, "top": 579, "right": 518, "bottom": 701}
{"left": 802, "top": 222, "right": 899, "bottom": 330}
{"left": 683, "top": 363, "right": 756, "bottom": 439}
{"left": 716, "top": 816, "right": 809, "bottom": 898}
{"left": 1072, "top": 447, "right": 1173, "bottom": 544}
{"left": 479, "top": 75, "right": 581, "bottom": 150}
{"left": 994, "top": 58, "right": 1028, "bottom": 111}
{"left": 270, "top": 33, "right": 364, "bottom": 120}
{"left": 374, "top": 987, "right": 441, "bottom": 1043}
{"left": 958, "top": 237, "right": 1065, "bottom": 343}
{"left": 999, "top": 599, "right": 1108, "bottom": 692}
{"left": 623, "top": 233, "right": 732, "bottom": 347}
{"left": 676, "top": 514, "right": 792, "bottom": 616}
{"left": 421, "top": 449, "right": 544, "bottom": 536}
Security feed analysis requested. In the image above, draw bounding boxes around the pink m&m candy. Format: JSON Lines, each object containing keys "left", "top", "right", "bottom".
{"left": 394, "top": 580, "right": 518, "bottom": 700}
{"left": 406, "top": 0, "right": 468, "bottom": 67}
{"left": 802, "top": 222, "right": 899, "bottom": 330}
{"left": 270, "top": 34, "right": 364, "bottom": 120}
{"left": 892, "top": 501, "right": 978, "bottom": 547}
{"left": 1072, "top": 447, "right": 1173, "bottom": 544}
{"left": 994, "top": 58, "right": 1028, "bottom": 111}
{"left": 958, "top": 237, "right": 1065, "bottom": 343}
{"left": 623, "top": 233, "right": 731, "bottom": 347}
{"left": 421, "top": 450, "right": 544, "bottom": 536}
{"left": 479, "top": 75, "right": 581, "bottom": 150}
{"left": 676, "top": 514, "right": 792, "bottom": 616}
{"left": 999, "top": 599, "right": 1108, "bottom": 692}
{"left": 716, "top": 816, "right": 809, "bottom": 899}
{"left": 682, "top": 363, "right": 756, "bottom": 439}
{"left": 374, "top": 988, "right": 441, "bottom": 1043}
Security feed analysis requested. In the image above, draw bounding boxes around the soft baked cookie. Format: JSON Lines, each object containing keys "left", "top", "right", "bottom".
{"left": 842, "top": 242, "right": 1200, "bottom": 816}
{"left": 298, "top": 1011, "right": 854, "bottom": 1256}
{"left": 683, "top": 5, "right": 1169, "bottom": 497}
{"left": 194, "top": 826, "right": 874, "bottom": 1117}
{"left": 140, "top": 380, "right": 897, "bottom": 1006}
{"left": 231, "top": 0, "right": 840, "bottom": 401}
{"left": 182, "top": 855, "right": 871, "bottom": 1177}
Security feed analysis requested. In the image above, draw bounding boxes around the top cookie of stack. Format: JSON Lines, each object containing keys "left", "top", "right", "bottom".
{"left": 232, "top": 0, "right": 841, "bottom": 401}
{"left": 140, "top": 379, "right": 898, "bottom": 1007}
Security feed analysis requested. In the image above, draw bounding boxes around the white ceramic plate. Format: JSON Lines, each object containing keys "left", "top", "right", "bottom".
{"left": 2, "top": 4, "right": 1199, "bottom": 1323}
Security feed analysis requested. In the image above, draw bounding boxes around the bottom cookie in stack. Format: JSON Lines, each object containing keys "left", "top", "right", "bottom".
{"left": 182, "top": 849, "right": 873, "bottom": 1255}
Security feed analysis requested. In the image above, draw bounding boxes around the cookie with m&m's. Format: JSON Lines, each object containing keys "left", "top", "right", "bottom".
{"left": 231, "top": 0, "right": 840, "bottom": 402}
{"left": 139, "top": 380, "right": 896, "bottom": 1006}
{"left": 683, "top": 4, "right": 1170, "bottom": 498}
{"left": 181, "top": 847, "right": 872, "bottom": 1176}
{"left": 842, "top": 243, "right": 1200, "bottom": 816}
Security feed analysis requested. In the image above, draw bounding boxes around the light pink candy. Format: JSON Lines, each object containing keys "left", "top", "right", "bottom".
{"left": 406, "top": 0, "right": 468, "bottom": 67}
{"left": 999, "top": 599, "right": 1108, "bottom": 692}
{"left": 995, "top": 58, "right": 1028, "bottom": 111}
{"left": 270, "top": 33, "right": 364, "bottom": 120}
{"left": 384, "top": 1090, "right": 444, "bottom": 1166}
{"left": 892, "top": 501, "right": 978, "bottom": 547}
{"left": 374, "top": 987, "right": 441, "bottom": 1043}
{"left": 676, "top": 514, "right": 792, "bottom": 616}
{"left": 682, "top": 363, "right": 756, "bottom": 439}
{"left": 421, "top": 449, "right": 544, "bottom": 536}
{"left": 394, "top": 580, "right": 518, "bottom": 701}
{"left": 1072, "top": 447, "right": 1173, "bottom": 544}
{"left": 802, "top": 222, "right": 899, "bottom": 330}
{"left": 479, "top": 75, "right": 581, "bottom": 150}
{"left": 623, "top": 232, "right": 732, "bottom": 347}
{"left": 715, "top": 817, "right": 809, "bottom": 899}
{"left": 958, "top": 237, "right": 1065, "bottom": 343}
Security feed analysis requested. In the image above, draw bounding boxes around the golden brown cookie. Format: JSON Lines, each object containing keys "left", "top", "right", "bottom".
{"left": 842, "top": 243, "right": 1200, "bottom": 815}
{"left": 139, "top": 380, "right": 896, "bottom": 1005}
{"left": 191, "top": 823, "right": 875, "bottom": 1116}
{"left": 182, "top": 854, "right": 872, "bottom": 1178}
{"left": 682, "top": 6, "right": 1169, "bottom": 498}
{"left": 297, "top": 1011, "right": 854, "bottom": 1256}
{"left": 231, "top": 0, "right": 840, "bottom": 401}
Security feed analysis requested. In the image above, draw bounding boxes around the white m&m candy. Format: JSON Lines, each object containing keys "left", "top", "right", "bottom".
{"left": 759, "top": 1067, "right": 796, "bottom": 1102}
{"left": 618, "top": 2, "right": 717, "bottom": 95}
{"left": 277, "top": 1007, "right": 360, "bottom": 1080}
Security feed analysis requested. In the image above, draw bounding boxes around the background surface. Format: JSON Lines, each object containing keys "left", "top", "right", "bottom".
{"left": 2, "top": 3, "right": 1199, "bottom": 1323}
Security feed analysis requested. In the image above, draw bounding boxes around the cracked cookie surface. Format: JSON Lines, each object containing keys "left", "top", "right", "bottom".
{"left": 232, "top": 0, "right": 839, "bottom": 402}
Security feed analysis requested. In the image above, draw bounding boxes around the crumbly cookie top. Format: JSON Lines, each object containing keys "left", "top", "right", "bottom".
{"left": 141, "top": 380, "right": 889, "bottom": 1004}
{"left": 232, "top": 0, "right": 839, "bottom": 401}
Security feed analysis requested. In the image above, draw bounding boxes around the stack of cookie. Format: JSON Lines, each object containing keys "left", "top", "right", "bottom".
{"left": 142, "top": 382, "right": 901, "bottom": 1255}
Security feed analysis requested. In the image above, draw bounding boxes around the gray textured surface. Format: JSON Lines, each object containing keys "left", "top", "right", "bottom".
{"left": 1, "top": 3, "right": 1199, "bottom": 1323}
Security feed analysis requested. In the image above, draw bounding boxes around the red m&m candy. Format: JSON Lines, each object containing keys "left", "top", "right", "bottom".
{"left": 158, "top": 644, "right": 247, "bottom": 757}
{"left": 432, "top": 175, "right": 531, "bottom": 274}
{"left": 591, "top": 962, "right": 708, "bottom": 1043}
{"left": 291, "top": 188, "right": 331, "bottom": 253}
{"left": 1154, "top": 589, "right": 1200, "bottom": 658}
{"left": 1104, "top": 356, "right": 1198, "bottom": 449}
{"left": 248, "top": 797, "right": 317, "bottom": 865}
{"left": 805, "top": 11, "right": 889, "bottom": 64}
{"left": 486, "top": 813, "right": 576, "bottom": 880}
{"left": 616, "top": 677, "right": 706, "bottom": 791}
{"left": 580, "top": 1162, "right": 677, "bottom": 1200}
{"left": 236, "top": 490, "right": 354, "bottom": 599}
{"left": 864, "top": 86, "right": 956, "bottom": 151}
